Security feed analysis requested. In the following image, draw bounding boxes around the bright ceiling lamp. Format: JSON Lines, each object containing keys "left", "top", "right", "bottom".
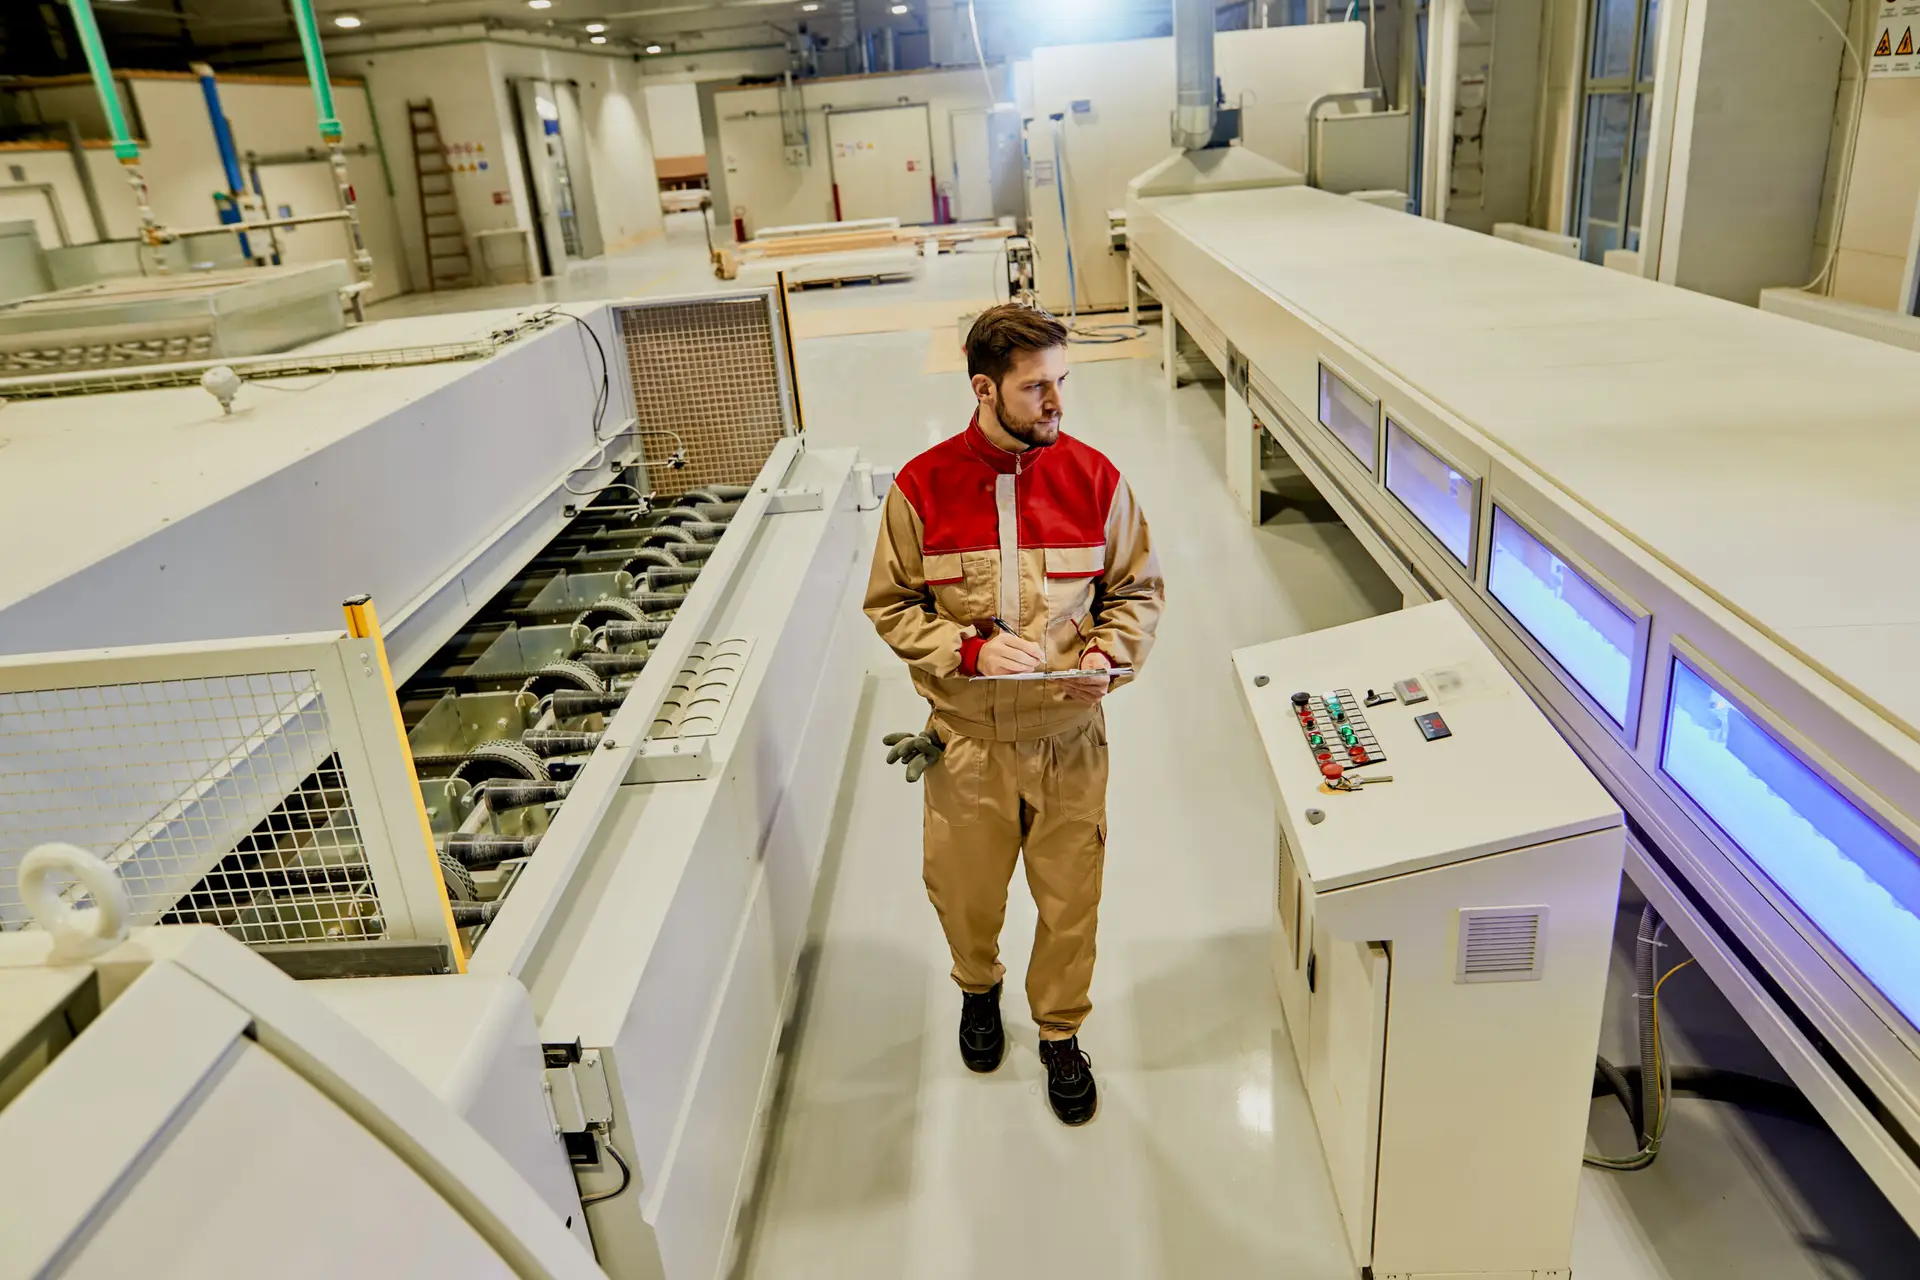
{"left": 889, "top": 3, "right": 907, "bottom": 12}
{"left": 801, "top": 2, "right": 819, "bottom": 8}
{"left": 590, "top": 34, "right": 607, "bottom": 42}
{"left": 527, "top": 0, "right": 552, "bottom": 9}
{"left": 645, "top": 43, "right": 663, "bottom": 53}
{"left": 585, "top": 21, "right": 605, "bottom": 31}
{"left": 333, "top": 12, "right": 362, "bottom": 26}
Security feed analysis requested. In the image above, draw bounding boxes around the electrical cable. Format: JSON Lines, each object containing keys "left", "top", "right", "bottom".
{"left": 1586, "top": 956, "right": 1695, "bottom": 1171}
{"left": 966, "top": 0, "right": 996, "bottom": 106}
{"left": 1797, "top": 0, "right": 1867, "bottom": 295}
{"left": 1367, "top": 0, "right": 1390, "bottom": 110}
{"left": 578, "top": 1131, "right": 632, "bottom": 1205}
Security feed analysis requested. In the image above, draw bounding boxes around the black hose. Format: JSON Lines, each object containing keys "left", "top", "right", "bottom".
{"left": 618, "top": 549, "right": 680, "bottom": 575}
{"left": 596, "top": 620, "right": 671, "bottom": 646}
{"left": 1634, "top": 904, "right": 1663, "bottom": 1144}
{"left": 573, "top": 652, "right": 650, "bottom": 676}
{"left": 476, "top": 779, "right": 571, "bottom": 809}
{"left": 624, "top": 593, "right": 683, "bottom": 613}
{"left": 654, "top": 506, "right": 709, "bottom": 526}
{"left": 445, "top": 832, "right": 543, "bottom": 868}
{"left": 645, "top": 567, "right": 702, "bottom": 588}
{"left": 666, "top": 544, "right": 714, "bottom": 565}
{"left": 546, "top": 691, "right": 629, "bottom": 719}
{"left": 520, "top": 730, "right": 602, "bottom": 756}
{"left": 694, "top": 501, "right": 742, "bottom": 521}
{"left": 643, "top": 526, "right": 700, "bottom": 546}
{"left": 1593, "top": 1064, "right": 1823, "bottom": 1126}
{"left": 450, "top": 900, "right": 504, "bottom": 928}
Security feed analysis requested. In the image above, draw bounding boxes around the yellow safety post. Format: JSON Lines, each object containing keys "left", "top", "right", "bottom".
{"left": 343, "top": 595, "right": 468, "bottom": 973}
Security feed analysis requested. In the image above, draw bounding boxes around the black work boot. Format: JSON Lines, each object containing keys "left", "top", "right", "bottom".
{"left": 959, "top": 983, "right": 1005, "bottom": 1073}
{"left": 1038, "top": 1035, "right": 1098, "bottom": 1125}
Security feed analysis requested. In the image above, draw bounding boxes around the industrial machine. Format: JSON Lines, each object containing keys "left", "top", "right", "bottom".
{"left": 0, "top": 286, "right": 875, "bottom": 1279}
{"left": 0, "top": 903, "right": 600, "bottom": 1279}
{"left": 1128, "top": 181, "right": 1920, "bottom": 1229}
{"left": 1236, "top": 602, "right": 1622, "bottom": 1278}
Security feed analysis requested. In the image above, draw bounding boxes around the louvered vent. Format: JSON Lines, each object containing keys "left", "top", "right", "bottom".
{"left": 1455, "top": 906, "right": 1548, "bottom": 984}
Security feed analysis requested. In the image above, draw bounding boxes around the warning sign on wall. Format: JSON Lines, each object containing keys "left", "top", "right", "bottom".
{"left": 1871, "top": 2, "right": 1920, "bottom": 77}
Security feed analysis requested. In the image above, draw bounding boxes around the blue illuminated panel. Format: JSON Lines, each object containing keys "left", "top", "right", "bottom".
{"left": 1662, "top": 660, "right": 1920, "bottom": 1030}
{"left": 1487, "top": 507, "right": 1637, "bottom": 727}
{"left": 1385, "top": 420, "right": 1474, "bottom": 566}
{"left": 1317, "top": 365, "right": 1377, "bottom": 472}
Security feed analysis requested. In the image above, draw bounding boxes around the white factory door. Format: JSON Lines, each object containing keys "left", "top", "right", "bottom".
{"left": 828, "top": 105, "right": 935, "bottom": 225}
{"left": 950, "top": 108, "right": 994, "bottom": 222}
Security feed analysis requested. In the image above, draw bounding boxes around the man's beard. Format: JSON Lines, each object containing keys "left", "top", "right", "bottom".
{"left": 998, "top": 401, "right": 1061, "bottom": 449}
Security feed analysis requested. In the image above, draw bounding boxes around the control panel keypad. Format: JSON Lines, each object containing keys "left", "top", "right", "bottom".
{"left": 1290, "top": 688, "right": 1387, "bottom": 771}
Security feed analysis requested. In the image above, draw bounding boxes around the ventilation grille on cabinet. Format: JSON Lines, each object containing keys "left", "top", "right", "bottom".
{"left": 1455, "top": 906, "right": 1548, "bottom": 984}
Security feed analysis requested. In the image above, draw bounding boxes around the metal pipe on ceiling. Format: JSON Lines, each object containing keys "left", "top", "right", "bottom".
{"left": 1171, "top": 0, "right": 1216, "bottom": 150}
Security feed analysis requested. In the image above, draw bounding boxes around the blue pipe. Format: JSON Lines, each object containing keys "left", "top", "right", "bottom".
{"left": 193, "top": 63, "right": 255, "bottom": 260}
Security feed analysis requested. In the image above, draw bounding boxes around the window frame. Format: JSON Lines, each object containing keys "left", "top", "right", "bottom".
{"left": 1316, "top": 358, "right": 1381, "bottom": 476}
{"left": 1382, "top": 415, "right": 1482, "bottom": 576}
{"left": 1654, "top": 638, "right": 1920, "bottom": 1049}
{"left": 1572, "top": 0, "right": 1659, "bottom": 262}
{"left": 1482, "top": 499, "right": 1651, "bottom": 747}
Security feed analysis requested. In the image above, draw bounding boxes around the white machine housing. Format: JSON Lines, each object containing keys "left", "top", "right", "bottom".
{"left": 1130, "top": 182, "right": 1920, "bottom": 1225}
{"left": 1236, "top": 602, "right": 1622, "bottom": 1278}
{"left": 0, "top": 292, "right": 869, "bottom": 1280}
{"left": 0, "top": 926, "right": 601, "bottom": 1279}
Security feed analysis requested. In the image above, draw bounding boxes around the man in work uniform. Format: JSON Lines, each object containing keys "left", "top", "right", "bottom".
{"left": 865, "top": 304, "right": 1164, "bottom": 1126}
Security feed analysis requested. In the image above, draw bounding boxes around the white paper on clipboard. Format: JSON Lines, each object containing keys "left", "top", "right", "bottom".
{"left": 969, "top": 667, "right": 1134, "bottom": 682}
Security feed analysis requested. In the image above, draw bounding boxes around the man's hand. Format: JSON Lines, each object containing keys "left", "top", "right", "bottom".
{"left": 882, "top": 728, "right": 944, "bottom": 782}
{"left": 978, "top": 628, "right": 1043, "bottom": 677}
{"left": 1060, "top": 648, "right": 1111, "bottom": 704}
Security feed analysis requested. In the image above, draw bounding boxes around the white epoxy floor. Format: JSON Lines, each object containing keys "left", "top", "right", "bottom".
{"left": 737, "top": 332, "right": 1401, "bottom": 1279}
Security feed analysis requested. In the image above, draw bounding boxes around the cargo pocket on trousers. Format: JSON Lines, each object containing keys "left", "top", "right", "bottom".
{"left": 923, "top": 731, "right": 983, "bottom": 828}
{"left": 1049, "top": 718, "right": 1109, "bottom": 823}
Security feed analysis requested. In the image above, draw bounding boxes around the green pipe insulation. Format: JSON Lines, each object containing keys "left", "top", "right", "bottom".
{"left": 286, "top": 0, "right": 344, "bottom": 141}
{"left": 66, "top": 0, "right": 140, "bottom": 161}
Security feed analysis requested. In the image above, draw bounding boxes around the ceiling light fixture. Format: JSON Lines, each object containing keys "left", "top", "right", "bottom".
{"left": 527, "top": 0, "right": 552, "bottom": 9}
{"left": 333, "top": 12, "right": 362, "bottom": 26}
{"left": 590, "top": 34, "right": 607, "bottom": 42}
{"left": 585, "top": 21, "right": 605, "bottom": 31}
{"left": 889, "top": 3, "right": 907, "bottom": 12}
{"left": 801, "top": 2, "right": 819, "bottom": 8}
{"left": 645, "top": 43, "right": 663, "bottom": 53}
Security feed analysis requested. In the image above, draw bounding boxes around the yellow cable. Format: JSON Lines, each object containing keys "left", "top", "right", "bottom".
{"left": 1648, "top": 957, "right": 1695, "bottom": 1140}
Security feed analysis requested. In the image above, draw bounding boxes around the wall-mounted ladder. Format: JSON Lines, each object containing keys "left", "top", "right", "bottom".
{"left": 408, "top": 99, "right": 472, "bottom": 290}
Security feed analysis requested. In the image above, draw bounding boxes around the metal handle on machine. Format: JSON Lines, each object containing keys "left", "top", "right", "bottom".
{"left": 1305, "top": 88, "right": 1382, "bottom": 188}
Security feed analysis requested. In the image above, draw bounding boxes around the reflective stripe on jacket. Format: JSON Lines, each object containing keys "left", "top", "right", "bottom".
{"left": 864, "top": 418, "right": 1165, "bottom": 742}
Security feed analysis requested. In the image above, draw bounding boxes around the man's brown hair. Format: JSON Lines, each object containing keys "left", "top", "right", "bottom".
{"left": 965, "top": 304, "right": 1068, "bottom": 384}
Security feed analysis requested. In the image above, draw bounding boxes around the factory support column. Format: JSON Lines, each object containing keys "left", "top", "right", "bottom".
{"left": 288, "top": 0, "right": 376, "bottom": 300}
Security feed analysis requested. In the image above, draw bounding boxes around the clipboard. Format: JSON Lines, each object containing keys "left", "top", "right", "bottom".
{"left": 969, "top": 667, "right": 1134, "bottom": 682}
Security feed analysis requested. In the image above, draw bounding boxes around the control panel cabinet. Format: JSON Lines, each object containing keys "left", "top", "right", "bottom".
{"left": 1235, "top": 602, "right": 1623, "bottom": 1279}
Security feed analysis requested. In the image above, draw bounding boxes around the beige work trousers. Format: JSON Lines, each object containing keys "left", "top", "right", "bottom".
{"left": 922, "top": 713, "right": 1108, "bottom": 1041}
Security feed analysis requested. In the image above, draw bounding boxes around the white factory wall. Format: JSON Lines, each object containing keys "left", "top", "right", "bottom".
{"left": 1819, "top": 0, "right": 1917, "bottom": 311}
{"left": 337, "top": 36, "right": 665, "bottom": 286}
{"left": 1529, "top": 0, "right": 1583, "bottom": 235}
{"left": 715, "top": 66, "right": 991, "bottom": 237}
{"left": 644, "top": 82, "right": 706, "bottom": 161}
{"left": 1654, "top": 0, "right": 1846, "bottom": 304}
{"left": 0, "top": 143, "right": 131, "bottom": 248}
{"left": 484, "top": 43, "right": 667, "bottom": 254}
{"left": 637, "top": 49, "right": 790, "bottom": 84}
{"left": 1026, "top": 23, "right": 1368, "bottom": 313}
{"left": 333, "top": 41, "right": 532, "bottom": 292}
{"left": 0, "top": 73, "right": 408, "bottom": 300}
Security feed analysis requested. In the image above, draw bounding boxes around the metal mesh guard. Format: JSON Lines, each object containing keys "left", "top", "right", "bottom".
{"left": 0, "top": 671, "right": 385, "bottom": 945}
{"left": 618, "top": 296, "right": 789, "bottom": 491}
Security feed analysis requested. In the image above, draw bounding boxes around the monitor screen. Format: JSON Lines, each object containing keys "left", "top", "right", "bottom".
{"left": 1662, "top": 658, "right": 1920, "bottom": 1031}
{"left": 1317, "top": 365, "right": 1377, "bottom": 472}
{"left": 1487, "top": 507, "right": 1637, "bottom": 727}
{"left": 1385, "top": 420, "right": 1474, "bottom": 566}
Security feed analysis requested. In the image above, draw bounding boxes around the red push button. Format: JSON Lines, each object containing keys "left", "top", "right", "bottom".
{"left": 1321, "top": 762, "right": 1344, "bottom": 783}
